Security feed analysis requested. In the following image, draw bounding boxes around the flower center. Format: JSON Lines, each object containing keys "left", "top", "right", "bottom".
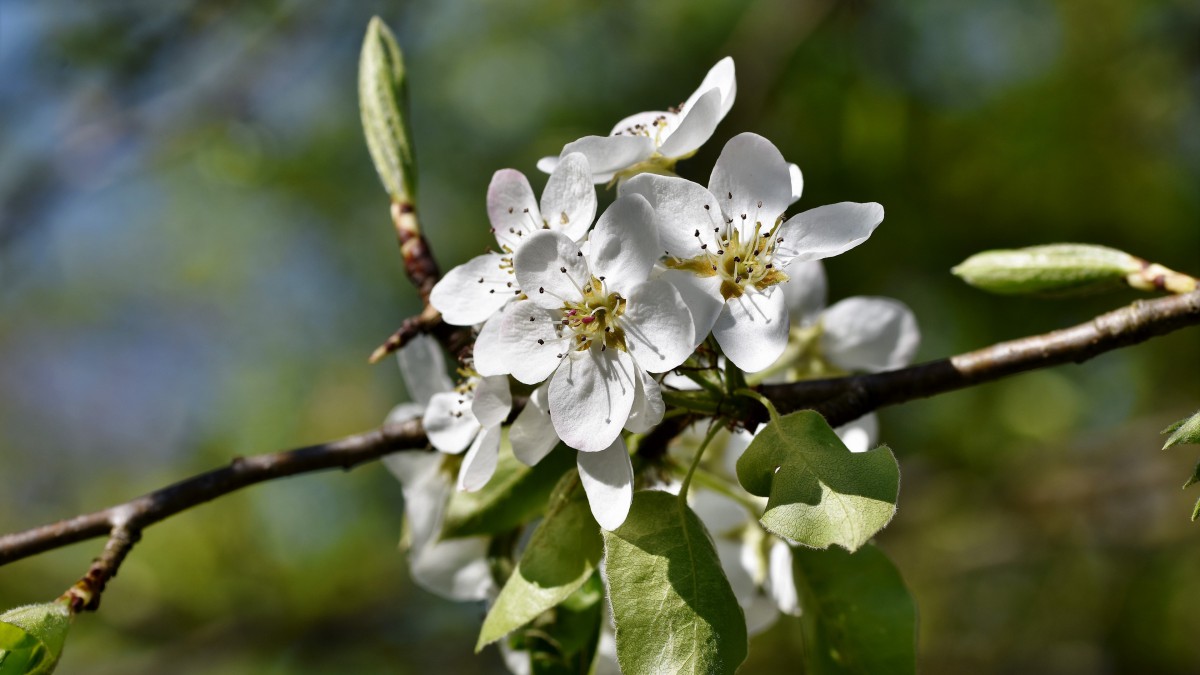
{"left": 664, "top": 206, "right": 790, "bottom": 301}
{"left": 559, "top": 276, "right": 627, "bottom": 352}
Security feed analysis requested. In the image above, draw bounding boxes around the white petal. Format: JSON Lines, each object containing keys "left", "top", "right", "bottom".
{"left": 586, "top": 194, "right": 659, "bottom": 295}
{"left": 620, "top": 173, "right": 722, "bottom": 258}
{"left": 385, "top": 402, "right": 425, "bottom": 425}
{"left": 487, "top": 169, "right": 541, "bottom": 251}
{"left": 458, "top": 424, "right": 501, "bottom": 492}
{"left": 608, "top": 109, "right": 680, "bottom": 139}
{"left": 788, "top": 163, "right": 804, "bottom": 204}
{"left": 383, "top": 452, "right": 448, "bottom": 552}
{"left": 682, "top": 56, "right": 737, "bottom": 120}
{"left": 658, "top": 88, "right": 723, "bottom": 159}
{"left": 471, "top": 376, "right": 512, "bottom": 428}
{"left": 745, "top": 594, "right": 782, "bottom": 636}
{"left": 766, "top": 540, "right": 800, "bottom": 616}
{"left": 473, "top": 301, "right": 563, "bottom": 385}
{"left": 499, "top": 641, "right": 532, "bottom": 675}
{"left": 410, "top": 536, "right": 495, "bottom": 602}
{"left": 577, "top": 437, "right": 634, "bottom": 530}
{"left": 625, "top": 369, "right": 664, "bottom": 433}
{"left": 821, "top": 296, "right": 920, "bottom": 372}
{"left": 540, "top": 152, "right": 597, "bottom": 242}
{"left": 560, "top": 135, "right": 655, "bottom": 182}
{"left": 713, "top": 286, "right": 789, "bottom": 373}
{"left": 719, "top": 427, "right": 756, "bottom": 479}
{"left": 549, "top": 347, "right": 636, "bottom": 453}
{"left": 692, "top": 488, "right": 750, "bottom": 536}
{"left": 661, "top": 269, "right": 724, "bottom": 345}
{"left": 513, "top": 230, "right": 589, "bottom": 310}
{"left": 536, "top": 155, "right": 559, "bottom": 175}
{"left": 423, "top": 391, "right": 480, "bottom": 454}
{"left": 780, "top": 260, "right": 827, "bottom": 327}
{"left": 510, "top": 384, "right": 559, "bottom": 466}
{"left": 834, "top": 413, "right": 879, "bottom": 454}
{"left": 774, "top": 202, "right": 884, "bottom": 265}
{"left": 621, "top": 279, "right": 696, "bottom": 373}
{"left": 715, "top": 538, "right": 757, "bottom": 604}
{"left": 395, "top": 334, "right": 452, "bottom": 407}
{"left": 429, "top": 253, "right": 516, "bottom": 326}
{"left": 709, "top": 133, "right": 793, "bottom": 230}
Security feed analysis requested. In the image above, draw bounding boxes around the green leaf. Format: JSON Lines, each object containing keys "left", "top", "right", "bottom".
{"left": 603, "top": 490, "right": 748, "bottom": 675}
{"left": 359, "top": 16, "right": 417, "bottom": 204}
{"left": 951, "top": 243, "right": 1141, "bottom": 296}
{"left": 1162, "top": 410, "right": 1200, "bottom": 450}
{"left": 1192, "top": 497, "right": 1200, "bottom": 523}
{"left": 442, "top": 443, "right": 575, "bottom": 539}
{"left": 478, "top": 472, "right": 602, "bottom": 650}
{"left": 505, "top": 574, "right": 605, "bottom": 675}
{"left": 0, "top": 602, "right": 71, "bottom": 674}
{"left": 736, "top": 410, "right": 899, "bottom": 552}
{"left": 793, "top": 544, "right": 917, "bottom": 675}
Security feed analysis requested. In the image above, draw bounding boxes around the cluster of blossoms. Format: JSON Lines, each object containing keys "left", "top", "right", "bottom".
{"left": 383, "top": 55, "right": 918, "bottom": 670}
{"left": 415, "top": 57, "right": 888, "bottom": 531}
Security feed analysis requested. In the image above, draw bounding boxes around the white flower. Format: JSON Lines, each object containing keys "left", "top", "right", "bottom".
{"left": 382, "top": 335, "right": 496, "bottom": 602}
{"left": 538, "top": 58, "right": 736, "bottom": 184}
{"left": 430, "top": 153, "right": 597, "bottom": 326}
{"left": 473, "top": 193, "right": 695, "bottom": 529}
{"left": 398, "top": 335, "right": 512, "bottom": 492}
{"left": 773, "top": 260, "right": 921, "bottom": 450}
{"left": 622, "top": 132, "right": 885, "bottom": 373}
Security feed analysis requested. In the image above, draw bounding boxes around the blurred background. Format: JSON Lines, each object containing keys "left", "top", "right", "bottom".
{"left": 1, "top": 0, "right": 1198, "bottom": 672}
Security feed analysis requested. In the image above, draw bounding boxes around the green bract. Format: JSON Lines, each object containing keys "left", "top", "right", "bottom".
{"left": 793, "top": 545, "right": 917, "bottom": 674}
{"left": 736, "top": 410, "right": 899, "bottom": 552}
{"left": 478, "top": 472, "right": 602, "bottom": 650}
{"left": 603, "top": 491, "right": 748, "bottom": 675}
{"left": 0, "top": 602, "right": 71, "bottom": 675}
{"left": 359, "top": 16, "right": 417, "bottom": 205}
{"left": 951, "top": 243, "right": 1141, "bottom": 295}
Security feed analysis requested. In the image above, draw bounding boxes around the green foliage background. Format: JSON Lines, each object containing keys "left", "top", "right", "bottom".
{"left": 0, "top": 0, "right": 1198, "bottom": 672}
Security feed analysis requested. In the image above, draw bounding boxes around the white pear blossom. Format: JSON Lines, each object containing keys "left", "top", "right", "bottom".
{"left": 398, "top": 334, "right": 512, "bottom": 492}
{"left": 538, "top": 58, "right": 736, "bottom": 184}
{"left": 430, "top": 153, "right": 597, "bottom": 326}
{"left": 473, "top": 193, "right": 695, "bottom": 529}
{"left": 382, "top": 335, "right": 496, "bottom": 602}
{"left": 622, "top": 132, "right": 885, "bottom": 373}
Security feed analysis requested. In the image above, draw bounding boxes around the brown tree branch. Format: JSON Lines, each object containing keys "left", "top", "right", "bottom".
{"left": 2, "top": 291, "right": 1198, "bottom": 611}
{"left": 764, "top": 290, "right": 1200, "bottom": 427}
{"left": 0, "top": 420, "right": 428, "bottom": 593}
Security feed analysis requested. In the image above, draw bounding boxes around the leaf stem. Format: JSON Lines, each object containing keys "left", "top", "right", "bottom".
{"left": 679, "top": 421, "right": 723, "bottom": 504}
{"left": 734, "top": 388, "right": 781, "bottom": 428}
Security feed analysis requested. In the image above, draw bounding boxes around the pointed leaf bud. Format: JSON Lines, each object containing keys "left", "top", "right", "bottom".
{"left": 359, "top": 17, "right": 417, "bottom": 208}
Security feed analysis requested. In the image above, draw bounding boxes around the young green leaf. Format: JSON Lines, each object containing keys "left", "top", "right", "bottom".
{"left": 736, "top": 410, "right": 899, "bottom": 552}
{"left": 0, "top": 601, "right": 71, "bottom": 674}
{"left": 951, "top": 244, "right": 1141, "bottom": 296}
{"left": 603, "top": 490, "right": 748, "bottom": 675}
{"left": 442, "top": 444, "right": 575, "bottom": 539}
{"left": 1162, "top": 410, "right": 1200, "bottom": 450}
{"left": 793, "top": 544, "right": 917, "bottom": 675}
{"left": 505, "top": 574, "right": 605, "bottom": 675}
{"left": 478, "top": 472, "right": 602, "bottom": 650}
{"left": 359, "top": 16, "right": 417, "bottom": 205}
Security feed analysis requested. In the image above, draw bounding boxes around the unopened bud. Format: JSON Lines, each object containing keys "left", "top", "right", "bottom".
{"left": 952, "top": 244, "right": 1142, "bottom": 295}
{"left": 359, "top": 17, "right": 418, "bottom": 209}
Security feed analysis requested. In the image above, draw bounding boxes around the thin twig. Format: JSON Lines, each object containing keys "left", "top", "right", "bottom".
{"left": 763, "top": 290, "right": 1200, "bottom": 426}
{"left": 0, "top": 419, "right": 428, "bottom": 572}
